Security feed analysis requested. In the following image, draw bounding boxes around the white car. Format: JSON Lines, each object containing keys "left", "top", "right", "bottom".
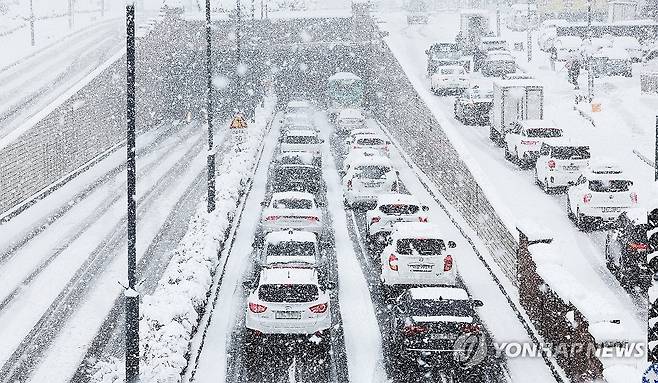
{"left": 345, "top": 133, "right": 390, "bottom": 157}
{"left": 534, "top": 139, "right": 591, "bottom": 193}
{"left": 261, "top": 191, "right": 323, "bottom": 235}
{"left": 280, "top": 129, "right": 324, "bottom": 160}
{"left": 245, "top": 267, "right": 332, "bottom": 346}
{"left": 504, "top": 120, "right": 563, "bottom": 168}
{"left": 366, "top": 193, "right": 429, "bottom": 248}
{"left": 566, "top": 163, "right": 638, "bottom": 230}
{"left": 260, "top": 230, "right": 321, "bottom": 268}
{"left": 336, "top": 108, "right": 365, "bottom": 132}
{"left": 430, "top": 65, "right": 468, "bottom": 95}
{"left": 342, "top": 147, "right": 381, "bottom": 173}
{"left": 380, "top": 222, "right": 458, "bottom": 297}
{"left": 285, "top": 100, "right": 313, "bottom": 116}
{"left": 342, "top": 156, "right": 399, "bottom": 208}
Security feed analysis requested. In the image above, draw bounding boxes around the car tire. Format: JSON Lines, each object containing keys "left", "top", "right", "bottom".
{"left": 504, "top": 146, "right": 513, "bottom": 161}
{"left": 576, "top": 207, "right": 587, "bottom": 231}
{"left": 543, "top": 178, "right": 552, "bottom": 194}
{"left": 343, "top": 198, "right": 351, "bottom": 209}
{"left": 533, "top": 168, "right": 541, "bottom": 186}
{"left": 566, "top": 196, "right": 575, "bottom": 220}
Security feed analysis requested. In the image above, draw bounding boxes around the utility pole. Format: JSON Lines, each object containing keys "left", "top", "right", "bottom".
{"left": 251, "top": 0, "right": 255, "bottom": 20}
{"left": 125, "top": 2, "right": 139, "bottom": 382}
{"left": 68, "top": 0, "right": 74, "bottom": 29}
{"left": 101, "top": 0, "right": 105, "bottom": 17}
{"left": 655, "top": 116, "right": 658, "bottom": 182}
{"left": 206, "top": 0, "right": 216, "bottom": 213}
{"left": 526, "top": 6, "right": 532, "bottom": 62}
{"left": 260, "top": 0, "right": 263, "bottom": 19}
{"left": 587, "top": 0, "right": 594, "bottom": 102}
{"left": 29, "top": 0, "right": 35, "bottom": 46}
{"left": 496, "top": 5, "right": 500, "bottom": 37}
{"left": 236, "top": 0, "right": 242, "bottom": 113}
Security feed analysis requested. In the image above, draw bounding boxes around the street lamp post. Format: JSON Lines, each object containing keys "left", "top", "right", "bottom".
{"left": 587, "top": 0, "right": 594, "bottom": 102}
{"left": 125, "top": 2, "right": 139, "bottom": 383}
{"left": 206, "top": 0, "right": 216, "bottom": 213}
{"left": 526, "top": 7, "right": 532, "bottom": 62}
{"left": 29, "top": 0, "right": 35, "bottom": 46}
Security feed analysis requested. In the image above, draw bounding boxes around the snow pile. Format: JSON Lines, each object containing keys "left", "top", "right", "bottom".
{"left": 89, "top": 99, "right": 275, "bottom": 383}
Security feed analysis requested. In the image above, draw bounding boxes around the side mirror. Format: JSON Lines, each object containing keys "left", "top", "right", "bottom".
{"left": 325, "top": 281, "right": 337, "bottom": 291}
{"left": 425, "top": 49, "right": 429, "bottom": 55}
{"left": 317, "top": 200, "right": 326, "bottom": 207}
{"left": 473, "top": 299, "right": 484, "bottom": 307}
{"left": 447, "top": 241, "right": 457, "bottom": 249}
{"left": 242, "top": 279, "right": 255, "bottom": 290}
{"left": 339, "top": 170, "right": 346, "bottom": 178}
{"left": 344, "top": 139, "right": 351, "bottom": 146}
{"left": 260, "top": 201, "right": 268, "bottom": 207}
{"left": 395, "top": 170, "right": 400, "bottom": 176}
{"left": 421, "top": 205, "right": 430, "bottom": 212}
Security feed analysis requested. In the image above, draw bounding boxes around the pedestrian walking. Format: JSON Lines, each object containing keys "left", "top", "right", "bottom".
{"left": 571, "top": 57, "right": 581, "bottom": 89}
{"left": 549, "top": 46, "right": 557, "bottom": 71}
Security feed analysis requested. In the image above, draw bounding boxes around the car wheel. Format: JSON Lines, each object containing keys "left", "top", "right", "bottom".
{"left": 543, "top": 178, "right": 552, "bottom": 194}
{"left": 514, "top": 147, "right": 521, "bottom": 164}
{"left": 533, "top": 168, "right": 541, "bottom": 185}
{"left": 504, "top": 146, "right": 513, "bottom": 161}
{"left": 343, "top": 198, "right": 351, "bottom": 209}
{"left": 566, "top": 196, "right": 575, "bottom": 220}
{"left": 576, "top": 207, "right": 587, "bottom": 231}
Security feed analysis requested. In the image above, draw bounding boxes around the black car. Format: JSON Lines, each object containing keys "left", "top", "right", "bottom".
{"left": 454, "top": 86, "right": 493, "bottom": 126}
{"left": 605, "top": 211, "right": 654, "bottom": 292}
{"left": 388, "top": 287, "right": 486, "bottom": 370}
{"left": 272, "top": 163, "right": 324, "bottom": 196}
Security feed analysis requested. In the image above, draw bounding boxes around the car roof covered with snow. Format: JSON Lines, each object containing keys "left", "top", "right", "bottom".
{"left": 349, "top": 155, "right": 392, "bottom": 168}
{"left": 349, "top": 127, "right": 378, "bottom": 137}
{"left": 353, "top": 132, "right": 385, "bottom": 141}
{"left": 271, "top": 191, "right": 315, "bottom": 201}
{"left": 437, "top": 64, "right": 466, "bottom": 71}
{"left": 392, "top": 222, "right": 442, "bottom": 239}
{"left": 286, "top": 129, "right": 317, "bottom": 137}
{"left": 265, "top": 230, "right": 317, "bottom": 244}
{"left": 259, "top": 267, "right": 318, "bottom": 285}
{"left": 519, "top": 119, "right": 560, "bottom": 129}
{"left": 376, "top": 193, "right": 420, "bottom": 206}
{"left": 543, "top": 137, "right": 588, "bottom": 148}
{"left": 338, "top": 108, "right": 363, "bottom": 118}
{"left": 287, "top": 100, "right": 311, "bottom": 108}
{"left": 329, "top": 72, "right": 361, "bottom": 81}
{"left": 409, "top": 286, "right": 469, "bottom": 301}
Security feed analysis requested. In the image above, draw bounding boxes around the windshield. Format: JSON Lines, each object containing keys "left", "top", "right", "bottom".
{"left": 380, "top": 204, "right": 420, "bottom": 215}
{"left": 267, "top": 241, "right": 317, "bottom": 258}
{"left": 553, "top": 146, "right": 590, "bottom": 160}
{"left": 356, "top": 137, "right": 385, "bottom": 146}
{"left": 526, "top": 128, "right": 562, "bottom": 138}
{"left": 284, "top": 135, "right": 319, "bottom": 144}
{"left": 396, "top": 238, "right": 445, "bottom": 255}
{"left": 588, "top": 180, "right": 633, "bottom": 193}
{"left": 409, "top": 299, "right": 473, "bottom": 317}
{"left": 440, "top": 68, "right": 463, "bottom": 75}
{"left": 273, "top": 198, "right": 313, "bottom": 209}
{"left": 259, "top": 284, "right": 319, "bottom": 303}
{"left": 355, "top": 165, "right": 391, "bottom": 179}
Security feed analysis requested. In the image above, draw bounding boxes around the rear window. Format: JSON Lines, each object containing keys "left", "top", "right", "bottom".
{"left": 355, "top": 165, "right": 391, "bottom": 179}
{"left": 380, "top": 204, "right": 420, "bottom": 215}
{"left": 259, "top": 284, "right": 319, "bottom": 303}
{"left": 526, "top": 128, "right": 562, "bottom": 138}
{"left": 273, "top": 198, "right": 313, "bottom": 209}
{"left": 285, "top": 135, "right": 318, "bottom": 144}
{"left": 588, "top": 180, "right": 633, "bottom": 192}
{"left": 552, "top": 146, "right": 590, "bottom": 160}
{"left": 440, "top": 68, "right": 462, "bottom": 75}
{"left": 356, "top": 137, "right": 384, "bottom": 146}
{"left": 396, "top": 238, "right": 445, "bottom": 256}
{"left": 276, "top": 168, "right": 320, "bottom": 180}
{"left": 267, "top": 241, "right": 317, "bottom": 258}
{"left": 409, "top": 299, "right": 472, "bottom": 317}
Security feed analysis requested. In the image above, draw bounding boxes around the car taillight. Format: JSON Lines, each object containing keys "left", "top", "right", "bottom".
{"left": 347, "top": 179, "right": 352, "bottom": 189}
{"left": 265, "top": 216, "right": 279, "bottom": 221}
{"left": 583, "top": 193, "right": 592, "bottom": 204}
{"left": 461, "top": 323, "right": 481, "bottom": 333}
{"left": 391, "top": 181, "right": 398, "bottom": 191}
{"left": 418, "top": 217, "right": 428, "bottom": 222}
{"left": 249, "top": 302, "right": 267, "bottom": 313}
{"left": 629, "top": 242, "right": 648, "bottom": 252}
{"left": 403, "top": 324, "right": 428, "bottom": 336}
{"left": 547, "top": 160, "right": 556, "bottom": 169}
{"left": 389, "top": 254, "right": 399, "bottom": 271}
{"left": 444, "top": 255, "right": 453, "bottom": 272}
{"left": 306, "top": 216, "right": 319, "bottom": 222}
{"left": 631, "top": 192, "right": 638, "bottom": 204}
{"left": 371, "top": 216, "right": 381, "bottom": 224}
{"left": 310, "top": 303, "right": 328, "bottom": 314}
{"left": 521, "top": 140, "right": 538, "bottom": 145}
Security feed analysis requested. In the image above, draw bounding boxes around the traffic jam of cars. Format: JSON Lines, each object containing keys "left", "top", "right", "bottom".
{"left": 423, "top": 8, "right": 652, "bottom": 294}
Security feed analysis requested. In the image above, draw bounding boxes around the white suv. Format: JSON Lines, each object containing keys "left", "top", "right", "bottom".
{"left": 566, "top": 163, "right": 638, "bottom": 230}
{"left": 260, "top": 191, "right": 323, "bottom": 235}
{"left": 534, "top": 139, "right": 591, "bottom": 193}
{"left": 504, "top": 120, "right": 563, "bottom": 168}
{"left": 342, "top": 156, "right": 399, "bottom": 208}
{"left": 380, "top": 222, "right": 457, "bottom": 297}
{"left": 245, "top": 267, "right": 332, "bottom": 347}
{"left": 366, "top": 193, "right": 429, "bottom": 249}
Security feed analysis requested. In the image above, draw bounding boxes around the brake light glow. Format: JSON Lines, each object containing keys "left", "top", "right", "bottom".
{"left": 305, "top": 216, "right": 319, "bottom": 222}
{"left": 444, "top": 255, "right": 453, "bottom": 272}
{"left": 547, "top": 160, "right": 556, "bottom": 169}
{"left": 309, "top": 303, "right": 328, "bottom": 314}
{"left": 249, "top": 302, "right": 267, "bottom": 313}
{"left": 403, "top": 324, "right": 428, "bottom": 336}
{"left": 461, "top": 323, "right": 481, "bottom": 333}
{"left": 371, "top": 216, "right": 381, "bottom": 224}
{"left": 389, "top": 254, "right": 399, "bottom": 271}
{"left": 265, "top": 216, "right": 279, "bottom": 221}
{"left": 631, "top": 192, "right": 638, "bottom": 204}
{"left": 418, "top": 217, "right": 428, "bottom": 223}
{"left": 629, "top": 242, "right": 648, "bottom": 252}
{"left": 583, "top": 193, "right": 592, "bottom": 204}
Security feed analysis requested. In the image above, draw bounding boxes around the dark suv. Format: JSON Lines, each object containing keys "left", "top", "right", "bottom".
{"left": 605, "top": 211, "right": 653, "bottom": 292}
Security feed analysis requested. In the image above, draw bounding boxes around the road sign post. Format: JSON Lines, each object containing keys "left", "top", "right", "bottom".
{"left": 206, "top": 0, "right": 216, "bottom": 214}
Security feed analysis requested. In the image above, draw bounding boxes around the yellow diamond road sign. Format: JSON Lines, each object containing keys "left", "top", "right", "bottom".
{"left": 230, "top": 115, "right": 248, "bottom": 129}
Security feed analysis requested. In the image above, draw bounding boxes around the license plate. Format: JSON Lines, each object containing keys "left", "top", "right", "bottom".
{"left": 364, "top": 182, "right": 382, "bottom": 187}
{"left": 275, "top": 311, "right": 301, "bottom": 319}
{"left": 602, "top": 207, "right": 621, "bottom": 213}
{"left": 431, "top": 333, "right": 454, "bottom": 340}
{"left": 409, "top": 263, "right": 433, "bottom": 272}
{"left": 563, "top": 165, "right": 578, "bottom": 171}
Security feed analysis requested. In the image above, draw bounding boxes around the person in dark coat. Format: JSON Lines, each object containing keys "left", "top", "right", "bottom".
{"left": 571, "top": 57, "right": 581, "bottom": 89}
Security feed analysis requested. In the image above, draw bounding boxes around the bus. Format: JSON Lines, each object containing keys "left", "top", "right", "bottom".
{"left": 326, "top": 72, "right": 364, "bottom": 116}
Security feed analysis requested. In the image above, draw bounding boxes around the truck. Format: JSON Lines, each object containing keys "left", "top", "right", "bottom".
{"left": 489, "top": 78, "right": 544, "bottom": 146}
{"left": 405, "top": 0, "right": 429, "bottom": 24}
{"left": 456, "top": 9, "right": 491, "bottom": 54}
